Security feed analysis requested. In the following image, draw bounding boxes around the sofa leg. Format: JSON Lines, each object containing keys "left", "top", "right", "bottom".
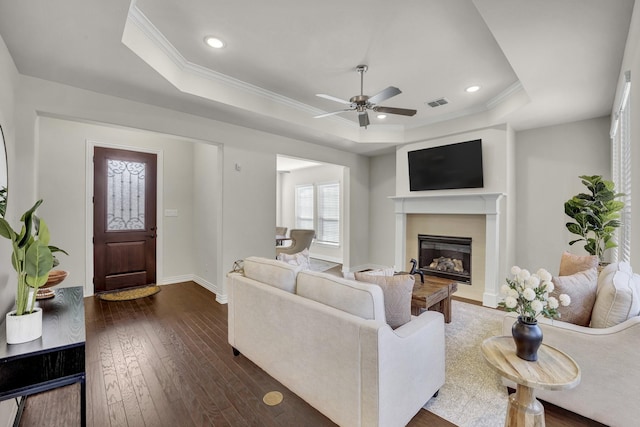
{"left": 432, "top": 390, "right": 439, "bottom": 398}
{"left": 232, "top": 347, "right": 240, "bottom": 357}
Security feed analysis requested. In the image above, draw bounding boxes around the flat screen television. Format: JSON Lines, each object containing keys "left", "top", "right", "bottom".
{"left": 408, "top": 139, "right": 484, "bottom": 191}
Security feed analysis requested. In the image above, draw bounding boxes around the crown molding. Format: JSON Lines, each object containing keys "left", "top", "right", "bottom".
{"left": 127, "top": 4, "right": 356, "bottom": 126}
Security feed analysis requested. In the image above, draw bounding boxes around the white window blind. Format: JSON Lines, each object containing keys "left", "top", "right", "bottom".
{"left": 295, "top": 185, "right": 314, "bottom": 229}
{"left": 317, "top": 183, "right": 340, "bottom": 244}
{"left": 611, "top": 71, "right": 631, "bottom": 262}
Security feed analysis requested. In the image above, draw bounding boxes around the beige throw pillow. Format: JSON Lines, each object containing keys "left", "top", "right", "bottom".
{"left": 551, "top": 267, "right": 598, "bottom": 326}
{"left": 558, "top": 251, "right": 599, "bottom": 276}
{"left": 591, "top": 262, "right": 640, "bottom": 328}
{"left": 355, "top": 272, "right": 414, "bottom": 329}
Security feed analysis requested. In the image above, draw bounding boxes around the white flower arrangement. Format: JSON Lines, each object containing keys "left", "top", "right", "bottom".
{"left": 498, "top": 266, "right": 571, "bottom": 322}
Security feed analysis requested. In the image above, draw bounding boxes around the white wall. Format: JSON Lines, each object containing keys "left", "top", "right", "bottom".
{"left": 368, "top": 153, "right": 396, "bottom": 267}
{"left": 36, "top": 116, "right": 198, "bottom": 295}
{"left": 10, "top": 73, "right": 372, "bottom": 296}
{"left": 280, "top": 163, "right": 345, "bottom": 262}
{"left": 514, "top": 116, "right": 611, "bottom": 273}
{"left": 0, "top": 33, "right": 19, "bottom": 426}
{"left": 193, "top": 142, "right": 221, "bottom": 292}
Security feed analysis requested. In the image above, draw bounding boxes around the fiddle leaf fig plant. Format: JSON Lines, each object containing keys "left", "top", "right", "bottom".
{"left": 564, "top": 175, "right": 625, "bottom": 262}
{"left": 0, "top": 199, "right": 67, "bottom": 315}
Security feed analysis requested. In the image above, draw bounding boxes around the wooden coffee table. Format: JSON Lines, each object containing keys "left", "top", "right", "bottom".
{"left": 411, "top": 276, "right": 458, "bottom": 323}
{"left": 481, "top": 336, "right": 581, "bottom": 427}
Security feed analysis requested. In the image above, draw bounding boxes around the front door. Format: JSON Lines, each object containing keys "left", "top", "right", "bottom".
{"left": 93, "top": 147, "right": 157, "bottom": 293}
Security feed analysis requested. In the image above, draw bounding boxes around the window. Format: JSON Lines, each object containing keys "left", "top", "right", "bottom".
{"left": 611, "top": 71, "right": 631, "bottom": 262}
{"left": 295, "top": 184, "right": 314, "bottom": 229}
{"left": 294, "top": 182, "right": 340, "bottom": 245}
{"left": 317, "top": 183, "right": 340, "bottom": 244}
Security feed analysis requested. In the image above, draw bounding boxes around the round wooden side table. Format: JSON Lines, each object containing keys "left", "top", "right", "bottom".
{"left": 481, "top": 336, "right": 581, "bottom": 427}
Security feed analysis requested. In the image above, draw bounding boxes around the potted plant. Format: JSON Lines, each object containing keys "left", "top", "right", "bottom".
{"left": 564, "top": 175, "right": 625, "bottom": 262}
{"left": 0, "top": 199, "right": 67, "bottom": 343}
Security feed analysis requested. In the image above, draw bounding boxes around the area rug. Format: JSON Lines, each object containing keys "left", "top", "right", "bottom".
{"left": 422, "top": 300, "right": 508, "bottom": 426}
{"left": 98, "top": 285, "right": 161, "bottom": 301}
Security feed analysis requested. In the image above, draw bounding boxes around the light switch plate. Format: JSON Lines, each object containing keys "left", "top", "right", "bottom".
{"left": 164, "top": 209, "right": 178, "bottom": 217}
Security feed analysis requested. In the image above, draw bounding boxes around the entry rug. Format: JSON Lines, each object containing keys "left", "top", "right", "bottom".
{"left": 422, "top": 300, "right": 508, "bottom": 426}
{"left": 98, "top": 285, "right": 161, "bottom": 302}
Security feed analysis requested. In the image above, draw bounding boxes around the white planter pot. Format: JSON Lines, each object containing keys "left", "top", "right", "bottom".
{"left": 5, "top": 307, "right": 43, "bottom": 344}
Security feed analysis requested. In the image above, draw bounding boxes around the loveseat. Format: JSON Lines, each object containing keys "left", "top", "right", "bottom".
{"left": 228, "top": 256, "right": 445, "bottom": 427}
{"left": 502, "top": 261, "right": 640, "bottom": 427}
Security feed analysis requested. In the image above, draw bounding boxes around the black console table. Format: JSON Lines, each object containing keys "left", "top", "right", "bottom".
{"left": 0, "top": 286, "right": 86, "bottom": 426}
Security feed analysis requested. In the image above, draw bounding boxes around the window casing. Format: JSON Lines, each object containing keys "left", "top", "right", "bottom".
{"left": 611, "top": 71, "right": 631, "bottom": 262}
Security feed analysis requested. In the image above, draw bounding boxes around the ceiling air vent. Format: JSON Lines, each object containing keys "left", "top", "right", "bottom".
{"left": 426, "top": 97, "right": 449, "bottom": 108}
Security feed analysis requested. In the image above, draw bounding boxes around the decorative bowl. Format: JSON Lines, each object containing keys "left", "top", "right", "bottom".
{"left": 36, "top": 270, "right": 68, "bottom": 299}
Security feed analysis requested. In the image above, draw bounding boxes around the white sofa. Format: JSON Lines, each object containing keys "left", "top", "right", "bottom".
{"left": 228, "top": 257, "right": 445, "bottom": 427}
{"left": 502, "top": 309, "right": 640, "bottom": 427}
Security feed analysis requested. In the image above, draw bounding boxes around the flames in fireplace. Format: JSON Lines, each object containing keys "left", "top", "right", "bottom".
{"left": 419, "top": 234, "right": 471, "bottom": 283}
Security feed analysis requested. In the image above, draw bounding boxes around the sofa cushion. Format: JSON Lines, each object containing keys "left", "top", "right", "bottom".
{"left": 355, "top": 272, "right": 414, "bottom": 329}
{"left": 558, "top": 251, "right": 599, "bottom": 276}
{"left": 296, "top": 270, "right": 386, "bottom": 322}
{"left": 276, "top": 248, "right": 310, "bottom": 270}
{"left": 591, "top": 262, "right": 640, "bottom": 328}
{"left": 551, "top": 267, "right": 598, "bottom": 326}
{"left": 243, "top": 256, "right": 302, "bottom": 293}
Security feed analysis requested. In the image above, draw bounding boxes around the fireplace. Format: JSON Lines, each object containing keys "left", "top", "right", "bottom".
{"left": 418, "top": 234, "right": 471, "bottom": 283}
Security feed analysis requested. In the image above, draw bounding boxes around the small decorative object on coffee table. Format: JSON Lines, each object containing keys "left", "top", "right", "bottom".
{"left": 481, "top": 336, "right": 580, "bottom": 427}
{"left": 498, "top": 266, "right": 571, "bottom": 361}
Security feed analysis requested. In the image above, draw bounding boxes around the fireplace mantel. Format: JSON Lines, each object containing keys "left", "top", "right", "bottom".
{"left": 390, "top": 193, "right": 504, "bottom": 215}
{"left": 391, "top": 192, "right": 505, "bottom": 307}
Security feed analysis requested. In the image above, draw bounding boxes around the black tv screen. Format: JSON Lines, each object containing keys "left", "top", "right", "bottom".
{"left": 408, "top": 139, "right": 484, "bottom": 191}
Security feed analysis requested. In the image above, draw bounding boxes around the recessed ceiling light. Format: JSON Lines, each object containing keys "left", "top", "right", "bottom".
{"left": 377, "top": 114, "right": 387, "bottom": 119}
{"left": 465, "top": 85, "right": 481, "bottom": 93}
{"left": 204, "top": 36, "right": 225, "bottom": 49}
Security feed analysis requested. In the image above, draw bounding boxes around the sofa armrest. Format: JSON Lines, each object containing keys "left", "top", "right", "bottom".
{"left": 363, "top": 310, "right": 445, "bottom": 427}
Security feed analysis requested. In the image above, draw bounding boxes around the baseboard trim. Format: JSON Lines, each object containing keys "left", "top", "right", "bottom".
{"left": 191, "top": 275, "right": 228, "bottom": 304}
{"left": 161, "top": 275, "right": 194, "bottom": 285}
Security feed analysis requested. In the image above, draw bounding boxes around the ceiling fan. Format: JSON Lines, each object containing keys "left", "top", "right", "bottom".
{"left": 314, "top": 65, "right": 417, "bottom": 128}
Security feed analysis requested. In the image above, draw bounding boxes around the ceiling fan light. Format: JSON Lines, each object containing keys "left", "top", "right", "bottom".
{"left": 465, "top": 85, "right": 481, "bottom": 93}
{"left": 204, "top": 36, "right": 225, "bottom": 49}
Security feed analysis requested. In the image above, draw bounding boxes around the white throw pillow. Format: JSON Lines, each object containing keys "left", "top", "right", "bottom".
{"left": 277, "top": 248, "right": 310, "bottom": 270}
{"left": 591, "top": 262, "right": 640, "bottom": 328}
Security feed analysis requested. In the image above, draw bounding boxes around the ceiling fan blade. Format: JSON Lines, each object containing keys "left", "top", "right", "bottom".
{"left": 316, "top": 93, "right": 352, "bottom": 105}
{"left": 374, "top": 106, "right": 417, "bottom": 116}
{"left": 314, "top": 110, "right": 351, "bottom": 118}
{"left": 358, "top": 111, "right": 370, "bottom": 127}
{"left": 368, "top": 86, "right": 401, "bottom": 105}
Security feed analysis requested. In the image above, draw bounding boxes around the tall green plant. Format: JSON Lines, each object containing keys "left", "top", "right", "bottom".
{"left": 564, "top": 175, "right": 624, "bottom": 261}
{"left": 0, "top": 200, "right": 67, "bottom": 315}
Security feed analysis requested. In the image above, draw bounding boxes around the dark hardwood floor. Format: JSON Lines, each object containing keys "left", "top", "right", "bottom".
{"left": 18, "top": 282, "right": 604, "bottom": 427}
